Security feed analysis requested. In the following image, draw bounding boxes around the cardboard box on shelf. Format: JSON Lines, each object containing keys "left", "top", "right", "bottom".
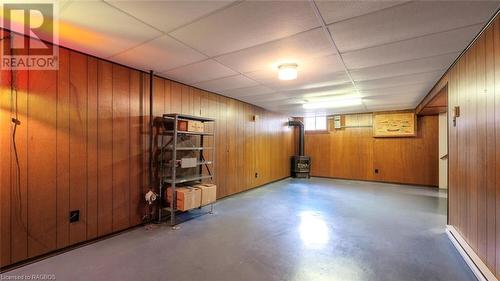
{"left": 181, "top": 157, "right": 197, "bottom": 168}
{"left": 196, "top": 121, "right": 204, "bottom": 132}
{"left": 194, "top": 184, "right": 217, "bottom": 206}
{"left": 163, "top": 119, "right": 205, "bottom": 132}
{"left": 164, "top": 120, "right": 188, "bottom": 131}
{"left": 187, "top": 120, "right": 204, "bottom": 132}
{"left": 178, "top": 120, "right": 188, "bottom": 131}
{"left": 166, "top": 186, "right": 202, "bottom": 211}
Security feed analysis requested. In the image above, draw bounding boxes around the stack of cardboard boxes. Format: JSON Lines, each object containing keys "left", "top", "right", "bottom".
{"left": 194, "top": 184, "right": 217, "bottom": 206}
{"left": 166, "top": 184, "right": 216, "bottom": 211}
{"left": 177, "top": 120, "right": 204, "bottom": 133}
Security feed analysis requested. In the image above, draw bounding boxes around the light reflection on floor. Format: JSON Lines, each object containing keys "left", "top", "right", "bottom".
{"left": 298, "top": 211, "right": 329, "bottom": 249}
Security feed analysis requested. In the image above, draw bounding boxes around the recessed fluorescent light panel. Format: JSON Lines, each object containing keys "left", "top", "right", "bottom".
{"left": 278, "top": 63, "right": 298, "bottom": 80}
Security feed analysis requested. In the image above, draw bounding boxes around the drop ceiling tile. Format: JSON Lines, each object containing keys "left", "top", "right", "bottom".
{"left": 259, "top": 90, "right": 354, "bottom": 112}
{"left": 280, "top": 109, "right": 304, "bottom": 117}
{"left": 215, "top": 28, "right": 333, "bottom": 73}
{"left": 170, "top": 1, "right": 319, "bottom": 56}
{"left": 282, "top": 103, "right": 366, "bottom": 116}
{"left": 265, "top": 93, "right": 370, "bottom": 115}
{"left": 324, "top": 107, "right": 369, "bottom": 115}
{"left": 221, "top": 85, "right": 275, "bottom": 98}
{"left": 247, "top": 70, "right": 350, "bottom": 92}
{"left": 244, "top": 83, "right": 358, "bottom": 110}
{"left": 363, "top": 92, "right": 423, "bottom": 105}
{"left": 365, "top": 103, "right": 416, "bottom": 112}
{"left": 239, "top": 92, "right": 290, "bottom": 103}
{"left": 360, "top": 83, "right": 431, "bottom": 98}
{"left": 342, "top": 24, "right": 483, "bottom": 69}
{"left": 162, "top": 59, "right": 237, "bottom": 85}
{"left": 330, "top": 1, "right": 499, "bottom": 52}
{"left": 350, "top": 52, "right": 458, "bottom": 82}
{"left": 105, "top": 0, "right": 235, "bottom": 33}
{"left": 255, "top": 102, "right": 300, "bottom": 112}
{"left": 194, "top": 75, "right": 258, "bottom": 93}
{"left": 59, "top": 0, "right": 73, "bottom": 12}
{"left": 317, "top": 0, "right": 409, "bottom": 24}
{"left": 259, "top": 97, "right": 300, "bottom": 107}
{"left": 59, "top": 1, "right": 162, "bottom": 58}
{"left": 357, "top": 70, "right": 443, "bottom": 91}
{"left": 244, "top": 54, "right": 348, "bottom": 91}
{"left": 110, "top": 35, "right": 207, "bottom": 72}
{"left": 281, "top": 83, "right": 357, "bottom": 99}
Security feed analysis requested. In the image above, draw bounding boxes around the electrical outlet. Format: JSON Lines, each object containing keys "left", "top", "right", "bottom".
{"left": 374, "top": 169, "right": 379, "bottom": 174}
{"left": 69, "top": 210, "right": 80, "bottom": 223}
{"left": 255, "top": 172, "right": 259, "bottom": 178}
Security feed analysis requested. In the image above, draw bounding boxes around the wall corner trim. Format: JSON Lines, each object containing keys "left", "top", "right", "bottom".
{"left": 446, "top": 225, "right": 498, "bottom": 281}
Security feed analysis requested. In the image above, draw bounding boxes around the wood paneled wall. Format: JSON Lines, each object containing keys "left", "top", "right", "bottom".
{"left": 446, "top": 14, "right": 500, "bottom": 278}
{"left": 0, "top": 30, "right": 294, "bottom": 268}
{"left": 304, "top": 115, "right": 438, "bottom": 186}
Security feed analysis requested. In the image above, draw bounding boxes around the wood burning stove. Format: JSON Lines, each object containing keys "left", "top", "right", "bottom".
{"left": 288, "top": 120, "right": 311, "bottom": 178}
{"left": 291, "top": 155, "right": 311, "bottom": 178}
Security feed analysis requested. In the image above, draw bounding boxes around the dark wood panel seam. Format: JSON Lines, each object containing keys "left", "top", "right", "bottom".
{"left": 128, "top": 70, "right": 132, "bottom": 228}
{"left": 68, "top": 54, "right": 71, "bottom": 246}
{"left": 55, "top": 54, "right": 58, "bottom": 250}
{"left": 96, "top": 63, "right": 100, "bottom": 236}
{"left": 26, "top": 58, "right": 29, "bottom": 259}
{"left": 86, "top": 55, "right": 89, "bottom": 241}
{"left": 111, "top": 66, "right": 114, "bottom": 231}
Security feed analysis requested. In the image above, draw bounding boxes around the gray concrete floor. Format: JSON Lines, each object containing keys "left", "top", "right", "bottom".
{"left": 3, "top": 178, "right": 474, "bottom": 281}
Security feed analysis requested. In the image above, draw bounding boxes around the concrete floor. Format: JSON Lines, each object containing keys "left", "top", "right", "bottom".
{"left": 3, "top": 178, "right": 474, "bottom": 281}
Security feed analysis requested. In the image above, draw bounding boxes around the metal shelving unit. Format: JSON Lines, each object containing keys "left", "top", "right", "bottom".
{"left": 154, "top": 113, "right": 215, "bottom": 226}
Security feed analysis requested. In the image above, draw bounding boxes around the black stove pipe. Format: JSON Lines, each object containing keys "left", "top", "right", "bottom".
{"left": 288, "top": 120, "right": 304, "bottom": 156}
{"left": 149, "top": 70, "right": 154, "bottom": 189}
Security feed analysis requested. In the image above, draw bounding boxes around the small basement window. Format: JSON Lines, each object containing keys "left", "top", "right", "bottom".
{"left": 304, "top": 116, "right": 327, "bottom": 131}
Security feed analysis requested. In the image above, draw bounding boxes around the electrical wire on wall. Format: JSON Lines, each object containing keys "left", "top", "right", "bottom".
{"left": 3, "top": 31, "right": 46, "bottom": 249}
{"left": 1, "top": 31, "right": 24, "bottom": 227}
{"left": 10, "top": 46, "right": 22, "bottom": 216}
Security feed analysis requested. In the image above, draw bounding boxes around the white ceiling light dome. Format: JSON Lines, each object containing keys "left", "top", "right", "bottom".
{"left": 278, "top": 63, "right": 298, "bottom": 80}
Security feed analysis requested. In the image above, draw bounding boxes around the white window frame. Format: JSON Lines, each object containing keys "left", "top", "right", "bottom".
{"left": 304, "top": 116, "right": 327, "bottom": 131}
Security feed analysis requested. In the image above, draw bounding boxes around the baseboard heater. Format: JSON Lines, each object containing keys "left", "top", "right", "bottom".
{"left": 446, "top": 225, "right": 498, "bottom": 281}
